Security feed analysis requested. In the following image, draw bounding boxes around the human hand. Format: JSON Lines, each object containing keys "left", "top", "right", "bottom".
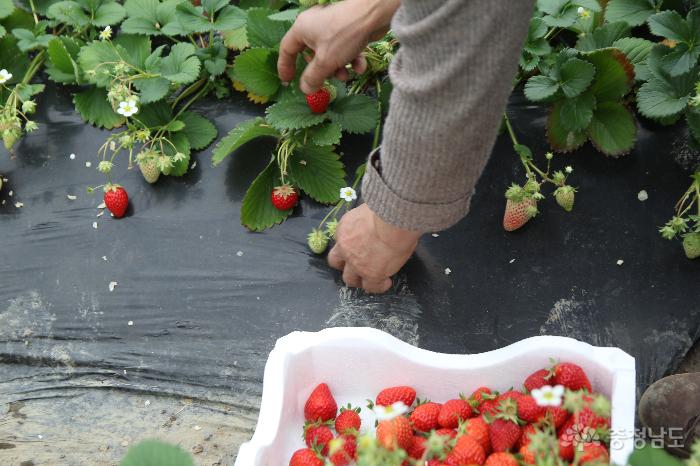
{"left": 328, "top": 204, "right": 422, "bottom": 294}
{"left": 277, "top": 0, "right": 399, "bottom": 94}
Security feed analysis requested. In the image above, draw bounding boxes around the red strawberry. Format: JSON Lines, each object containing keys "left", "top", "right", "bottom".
{"left": 304, "top": 423, "right": 333, "bottom": 455}
{"left": 461, "top": 416, "right": 490, "bottom": 454}
{"left": 503, "top": 198, "right": 536, "bottom": 231}
{"left": 328, "top": 434, "right": 357, "bottom": 466}
{"left": 524, "top": 369, "right": 550, "bottom": 392}
{"left": 558, "top": 432, "right": 575, "bottom": 461}
{"left": 484, "top": 452, "right": 518, "bottom": 466}
{"left": 376, "top": 416, "right": 413, "bottom": 451}
{"left": 488, "top": 399, "right": 522, "bottom": 452}
{"left": 438, "top": 399, "right": 474, "bottom": 428}
{"left": 410, "top": 402, "right": 441, "bottom": 432}
{"left": 469, "top": 387, "right": 495, "bottom": 408}
{"left": 579, "top": 442, "right": 609, "bottom": 464}
{"left": 435, "top": 427, "right": 458, "bottom": 439}
{"left": 271, "top": 184, "right": 299, "bottom": 211}
{"left": 551, "top": 362, "right": 592, "bottom": 393}
{"left": 446, "top": 435, "right": 486, "bottom": 465}
{"left": 519, "top": 445, "right": 536, "bottom": 465}
{"left": 334, "top": 405, "right": 361, "bottom": 434}
{"left": 545, "top": 406, "right": 569, "bottom": 429}
{"left": 407, "top": 435, "right": 426, "bottom": 459}
{"left": 479, "top": 398, "right": 500, "bottom": 416}
{"left": 104, "top": 184, "right": 128, "bottom": 218}
{"left": 306, "top": 88, "right": 331, "bottom": 114}
{"left": 516, "top": 395, "right": 546, "bottom": 424}
{"left": 289, "top": 448, "right": 323, "bottom": 466}
{"left": 497, "top": 390, "right": 524, "bottom": 403}
{"left": 304, "top": 383, "right": 337, "bottom": 422}
{"left": 376, "top": 386, "right": 417, "bottom": 407}
{"left": 426, "top": 461, "right": 445, "bottom": 466}
{"left": 517, "top": 424, "right": 536, "bottom": 450}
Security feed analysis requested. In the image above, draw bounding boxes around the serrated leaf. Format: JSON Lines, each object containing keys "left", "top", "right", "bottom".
{"left": 269, "top": 8, "right": 297, "bottom": 21}
{"left": 120, "top": 440, "right": 195, "bottom": 466}
{"left": 587, "top": 101, "right": 636, "bottom": 156}
{"left": 180, "top": 111, "right": 217, "bottom": 150}
{"left": 246, "top": 7, "right": 289, "bottom": 48}
{"left": 46, "top": 37, "right": 82, "bottom": 83}
{"left": 92, "top": 1, "right": 126, "bottom": 26}
{"left": 307, "top": 121, "right": 342, "bottom": 146}
{"left": 161, "top": 42, "right": 201, "bottom": 84}
{"left": 585, "top": 48, "right": 633, "bottom": 101}
{"left": 47, "top": 1, "right": 90, "bottom": 27}
{"left": 636, "top": 77, "right": 690, "bottom": 119}
{"left": 288, "top": 145, "right": 345, "bottom": 204}
{"left": 648, "top": 10, "right": 689, "bottom": 43}
{"left": 559, "top": 58, "right": 595, "bottom": 98}
{"left": 538, "top": 0, "right": 579, "bottom": 27}
{"left": 164, "top": 132, "right": 191, "bottom": 176}
{"left": 175, "top": 2, "right": 211, "bottom": 32}
{"left": 135, "top": 100, "right": 172, "bottom": 127}
{"left": 524, "top": 75, "right": 560, "bottom": 101}
{"left": 266, "top": 99, "right": 327, "bottom": 131}
{"left": 241, "top": 162, "right": 292, "bottom": 231}
{"left": 223, "top": 26, "right": 248, "bottom": 50}
{"left": 659, "top": 42, "right": 700, "bottom": 77}
{"left": 232, "top": 47, "right": 279, "bottom": 97}
{"left": 605, "top": 0, "right": 658, "bottom": 26}
{"left": 213, "top": 5, "right": 246, "bottom": 30}
{"left": 114, "top": 34, "right": 152, "bottom": 68}
{"left": 547, "top": 100, "right": 588, "bottom": 152}
{"left": 329, "top": 94, "right": 377, "bottom": 134}
{"left": 560, "top": 91, "right": 596, "bottom": 132}
{"left": 576, "top": 21, "right": 630, "bottom": 51}
{"left": 134, "top": 77, "right": 170, "bottom": 103}
{"left": 73, "top": 86, "right": 125, "bottom": 129}
{"left": 78, "top": 40, "right": 126, "bottom": 86}
{"left": 122, "top": 0, "right": 186, "bottom": 35}
{"left": 14, "top": 83, "right": 44, "bottom": 101}
{"left": 612, "top": 37, "right": 653, "bottom": 81}
{"left": 0, "top": 0, "right": 14, "bottom": 19}
{"left": 12, "top": 28, "right": 52, "bottom": 51}
{"left": 212, "top": 117, "right": 279, "bottom": 165}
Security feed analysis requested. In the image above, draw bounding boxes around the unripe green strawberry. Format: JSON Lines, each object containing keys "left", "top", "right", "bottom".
{"left": 138, "top": 158, "right": 161, "bottom": 184}
{"left": 524, "top": 179, "right": 540, "bottom": 194}
{"left": 683, "top": 232, "right": 700, "bottom": 259}
{"left": 325, "top": 219, "right": 338, "bottom": 240}
{"left": 324, "top": 83, "right": 337, "bottom": 103}
{"left": 554, "top": 185, "right": 576, "bottom": 212}
{"left": 308, "top": 229, "right": 329, "bottom": 254}
{"left": 3, "top": 130, "right": 19, "bottom": 151}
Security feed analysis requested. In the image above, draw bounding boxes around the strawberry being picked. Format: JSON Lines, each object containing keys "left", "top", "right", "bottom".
{"left": 104, "top": 183, "right": 129, "bottom": 218}
{"left": 306, "top": 88, "right": 331, "bottom": 114}
{"left": 304, "top": 383, "right": 338, "bottom": 422}
{"left": 271, "top": 184, "right": 299, "bottom": 211}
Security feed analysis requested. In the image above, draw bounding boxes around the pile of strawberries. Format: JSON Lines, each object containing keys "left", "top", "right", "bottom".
{"left": 289, "top": 361, "right": 611, "bottom": 466}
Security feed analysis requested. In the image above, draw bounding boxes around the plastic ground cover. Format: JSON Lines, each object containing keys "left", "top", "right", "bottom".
{"left": 1, "top": 84, "right": 699, "bottom": 464}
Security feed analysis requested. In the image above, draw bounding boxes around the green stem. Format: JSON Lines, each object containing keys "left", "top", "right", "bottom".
{"left": 28, "top": 0, "right": 39, "bottom": 24}
{"left": 503, "top": 112, "right": 534, "bottom": 178}
{"left": 171, "top": 78, "right": 207, "bottom": 111}
{"left": 22, "top": 50, "right": 46, "bottom": 86}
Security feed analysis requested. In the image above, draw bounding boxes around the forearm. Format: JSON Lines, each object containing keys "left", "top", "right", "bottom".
{"left": 362, "top": 0, "right": 400, "bottom": 39}
{"left": 362, "top": 0, "right": 535, "bottom": 232}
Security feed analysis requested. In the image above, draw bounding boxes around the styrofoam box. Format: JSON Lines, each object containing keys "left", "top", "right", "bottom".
{"left": 235, "top": 327, "right": 636, "bottom": 466}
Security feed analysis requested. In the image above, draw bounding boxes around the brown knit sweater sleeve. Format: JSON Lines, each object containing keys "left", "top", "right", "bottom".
{"left": 361, "top": 0, "right": 535, "bottom": 232}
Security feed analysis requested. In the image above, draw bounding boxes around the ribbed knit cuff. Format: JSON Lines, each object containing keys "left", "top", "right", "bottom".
{"left": 361, "top": 150, "right": 472, "bottom": 232}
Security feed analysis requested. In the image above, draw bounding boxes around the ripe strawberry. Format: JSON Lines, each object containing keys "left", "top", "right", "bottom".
{"left": 304, "top": 423, "right": 333, "bottom": 455}
{"left": 289, "top": 448, "right": 323, "bottom": 466}
{"left": 551, "top": 362, "right": 592, "bottom": 393}
{"left": 558, "top": 432, "right": 575, "bottom": 461}
{"left": 376, "top": 416, "right": 413, "bottom": 451}
{"left": 469, "top": 387, "right": 495, "bottom": 408}
{"left": 335, "top": 405, "right": 361, "bottom": 434}
{"left": 488, "top": 399, "right": 522, "bottom": 453}
{"left": 426, "top": 461, "right": 445, "bottom": 466}
{"left": 516, "top": 395, "right": 546, "bottom": 424}
{"left": 546, "top": 406, "right": 570, "bottom": 429}
{"left": 306, "top": 88, "right": 331, "bottom": 114}
{"left": 683, "top": 233, "right": 700, "bottom": 259}
{"left": 376, "top": 386, "right": 416, "bottom": 407}
{"left": 438, "top": 399, "right": 474, "bottom": 428}
{"left": 104, "top": 184, "right": 129, "bottom": 218}
{"left": 579, "top": 442, "right": 609, "bottom": 464}
{"left": 446, "top": 435, "right": 486, "bottom": 466}
{"left": 407, "top": 435, "right": 426, "bottom": 459}
{"left": 503, "top": 198, "right": 537, "bottom": 231}
{"left": 484, "top": 452, "right": 518, "bottom": 466}
{"left": 271, "top": 184, "right": 299, "bottom": 211}
{"left": 523, "top": 369, "right": 549, "bottom": 392}
{"left": 328, "top": 434, "right": 357, "bottom": 466}
{"left": 554, "top": 185, "right": 576, "bottom": 212}
{"left": 576, "top": 406, "right": 610, "bottom": 430}
{"left": 435, "top": 428, "right": 458, "bottom": 439}
{"left": 517, "top": 424, "right": 536, "bottom": 450}
{"left": 461, "top": 416, "right": 490, "bottom": 454}
{"left": 138, "top": 158, "right": 160, "bottom": 184}
{"left": 479, "top": 398, "right": 500, "bottom": 416}
{"left": 410, "top": 402, "right": 441, "bottom": 432}
{"left": 519, "top": 445, "right": 535, "bottom": 465}
{"left": 304, "top": 383, "right": 337, "bottom": 422}
{"left": 496, "top": 390, "right": 524, "bottom": 404}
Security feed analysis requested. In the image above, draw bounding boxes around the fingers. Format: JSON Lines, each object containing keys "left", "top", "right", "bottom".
{"left": 351, "top": 55, "right": 367, "bottom": 75}
{"left": 327, "top": 245, "right": 344, "bottom": 271}
{"left": 362, "top": 276, "right": 392, "bottom": 294}
{"left": 342, "top": 264, "right": 362, "bottom": 289}
{"left": 300, "top": 53, "right": 335, "bottom": 94}
{"left": 278, "top": 26, "right": 306, "bottom": 83}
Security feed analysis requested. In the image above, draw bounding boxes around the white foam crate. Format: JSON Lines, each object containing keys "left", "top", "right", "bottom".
{"left": 235, "top": 327, "right": 636, "bottom": 466}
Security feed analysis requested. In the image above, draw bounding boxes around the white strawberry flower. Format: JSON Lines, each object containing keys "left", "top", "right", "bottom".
{"left": 577, "top": 6, "right": 591, "bottom": 18}
{"left": 99, "top": 25, "right": 112, "bottom": 40}
{"left": 565, "top": 166, "right": 573, "bottom": 174}
{"left": 0, "top": 69, "right": 13, "bottom": 84}
{"left": 117, "top": 100, "right": 138, "bottom": 117}
{"left": 340, "top": 186, "right": 357, "bottom": 202}
{"left": 373, "top": 401, "right": 408, "bottom": 421}
{"left": 532, "top": 385, "right": 565, "bottom": 407}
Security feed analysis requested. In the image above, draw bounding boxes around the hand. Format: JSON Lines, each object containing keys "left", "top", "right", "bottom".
{"left": 328, "top": 204, "right": 422, "bottom": 294}
{"left": 277, "top": 0, "right": 399, "bottom": 94}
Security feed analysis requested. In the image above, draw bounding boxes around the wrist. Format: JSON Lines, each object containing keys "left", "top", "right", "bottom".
{"left": 372, "top": 209, "right": 422, "bottom": 250}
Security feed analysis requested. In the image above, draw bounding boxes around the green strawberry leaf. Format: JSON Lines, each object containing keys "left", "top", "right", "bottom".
{"left": 120, "top": 440, "right": 195, "bottom": 466}
{"left": 269, "top": 8, "right": 298, "bottom": 21}
{"left": 307, "top": 121, "right": 342, "bottom": 146}
{"left": 114, "top": 34, "right": 152, "bottom": 69}
{"left": 12, "top": 28, "right": 52, "bottom": 51}
{"left": 160, "top": 42, "right": 201, "bottom": 84}
{"left": 288, "top": 144, "right": 345, "bottom": 204}
{"left": 576, "top": 21, "right": 630, "bottom": 52}
{"left": 560, "top": 91, "right": 596, "bottom": 132}
{"left": 0, "top": 36, "right": 29, "bottom": 87}
{"left": 164, "top": 132, "right": 191, "bottom": 176}
{"left": 92, "top": 1, "right": 126, "bottom": 26}
{"left": 222, "top": 26, "right": 248, "bottom": 50}
{"left": 559, "top": 58, "right": 595, "bottom": 98}
{"left": 212, "top": 117, "right": 279, "bottom": 165}
{"left": 231, "top": 47, "right": 280, "bottom": 97}
{"left": 546, "top": 100, "right": 587, "bottom": 153}
{"left": 134, "top": 77, "right": 171, "bottom": 103}
{"left": 612, "top": 37, "right": 654, "bottom": 81}
{"left": 174, "top": 2, "right": 212, "bottom": 32}
{"left": 0, "top": 0, "right": 14, "bottom": 19}
{"left": 647, "top": 10, "right": 690, "bottom": 43}
{"left": 46, "top": 37, "right": 83, "bottom": 84}
{"left": 212, "top": 5, "right": 246, "bottom": 30}
{"left": 587, "top": 101, "right": 636, "bottom": 156}
{"left": 524, "top": 75, "right": 560, "bottom": 102}
{"left": 78, "top": 40, "right": 127, "bottom": 87}
{"left": 328, "top": 93, "right": 377, "bottom": 134}
{"left": 266, "top": 98, "right": 327, "bottom": 131}
{"left": 122, "top": 0, "right": 187, "bottom": 36}
{"left": 73, "top": 86, "right": 125, "bottom": 129}
{"left": 241, "top": 162, "right": 292, "bottom": 231}
{"left": 46, "top": 1, "right": 90, "bottom": 27}
{"left": 605, "top": 0, "right": 659, "bottom": 26}
{"left": 636, "top": 77, "right": 691, "bottom": 119}
{"left": 180, "top": 111, "right": 217, "bottom": 150}
{"left": 246, "top": 7, "right": 290, "bottom": 48}
{"left": 585, "top": 48, "right": 634, "bottom": 101}
{"left": 134, "top": 101, "right": 173, "bottom": 127}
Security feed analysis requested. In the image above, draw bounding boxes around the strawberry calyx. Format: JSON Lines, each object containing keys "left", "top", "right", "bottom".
{"left": 103, "top": 182, "right": 122, "bottom": 192}
{"left": 493, "top": 398, "right": 523, "bottom": 425}
{"left": 339, "top": 403, "right": 361, "bottom": 414}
